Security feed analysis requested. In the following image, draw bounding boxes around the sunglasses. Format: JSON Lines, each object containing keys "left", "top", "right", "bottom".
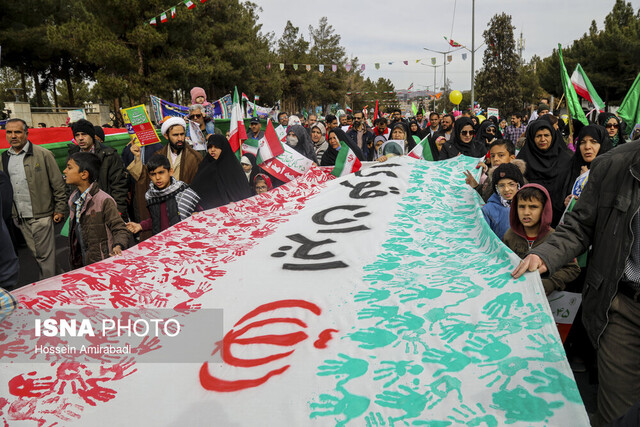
{"left": 189, "top": 114, "right": 203, "bottom": 119}
{"left": 605, "top": 123, "right": 619, "bottom": 129}
{"left": 460, "top": 130, "right": 475, "bottom": 136}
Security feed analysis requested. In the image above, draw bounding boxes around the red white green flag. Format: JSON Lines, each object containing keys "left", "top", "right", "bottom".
{"left": 444, "top": 36, "right": 462, "bottom": 47}
{"left": 407, "top": 136, "right": 434, "bottom": 161}
{"left": 184, "top": 0, "right": 195, "bottom": 9}
{"left": 256, "top": 119, "right": 284, "bottom": 164}
{"left": 242, "top": 92, "right": 250, "bottom": 102}
{"left": 149, "top": 17, "right": 157, "bottom": 26}
{"left": 228, "top": 86, "right": 247, "bottom": 160}
{"left": 571, "top": 64, "right": 604, "bottom": 112}
{"left": 160, "top": 13, "right": 168, "bottom": 23}
{"left": 170, "top": 7, "right": 176, "bottom": 18}
{"left": 331, "top": 142, "right": 362, "bottom": 177}
{"left": 242, "top": 138, "right": 260, "bottom": 157}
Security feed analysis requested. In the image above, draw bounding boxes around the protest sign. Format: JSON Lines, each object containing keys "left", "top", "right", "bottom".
{"left": 547, "top": 291, "right": 583, "bottom": 342}
{"left": 487, "top": 107, "right": 499, "bottom": 118}
{"left": 186, "top": 119, "right": 206, "bottom": 151}
{"left": 121, "top": 104, "right": 161, "bottom": 146}
{"left": 67, "top": 109, "right": 86, "bottom": 123}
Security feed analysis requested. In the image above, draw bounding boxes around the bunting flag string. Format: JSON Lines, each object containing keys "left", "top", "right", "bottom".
{"left": 146, "top": 0, "right": 207, "bottom": 26}
{"left": 266, "top": 52, "right": 470, "bottom": 73}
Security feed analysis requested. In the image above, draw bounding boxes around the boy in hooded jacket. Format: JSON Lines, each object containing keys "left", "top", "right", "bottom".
{"left": 503, "top": 184, "right": 580, "bottom": 295}
{"left": 482, "top": 163, "right": 524, "bottom": 240}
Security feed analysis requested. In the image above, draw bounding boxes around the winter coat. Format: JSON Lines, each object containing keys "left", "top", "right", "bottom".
{"left": 67, "top": 141, "right": 128, "bottom": 217}
{"left": 529, "top": 142, "right": 640, "bottom": 348}
{"left": 1, "top": 142, "right": 68, "bottom": 218}
{"left": 482, "top": 193, "right": 511, "bottom": 240}
{"left": 502, "top": 184, "right": 580, "bottom": 295}
{"left": 68, "top": 183, "right": 129, "bottom": 268}
{"left": 347, "top": 128, "right": 374, "bottom": 160}
{"left": 478, "top": 159, "right": 527, "bottom": 202}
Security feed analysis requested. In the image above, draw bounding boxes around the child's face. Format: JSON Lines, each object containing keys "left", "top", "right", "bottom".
{"left": 208, "top": 146, "right": 222, "bottom": 159}
{"left": 149, "top": 166, "right": 172, "bottom": 189}
{"left": 255, "top": 179, "right": 269, "bottom": 194}
{"left": 242, "top": 163, "right": 252, "bottom": 173}
{"left": 496, "top": 178, "right": 518, "bottom": 201}
{"left": 490, "top": 145, "right": 515, "bottom": 166}
{"left": 195, "top": 96, "right": 205, "bottom": 104}
{"left": 64, "top": 159, "right": 86, "bottom": 186}
{"left": 517, "top": 197, "right": 544, "bottom": 230}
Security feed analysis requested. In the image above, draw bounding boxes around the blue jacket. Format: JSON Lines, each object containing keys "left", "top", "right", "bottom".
{"left": 482, "top": 192, "right": 511, "bottom": 240}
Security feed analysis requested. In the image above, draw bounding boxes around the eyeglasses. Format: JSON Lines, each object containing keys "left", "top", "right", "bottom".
{"left": 605, "top": 123, "right": 619, "bottom": 129}
{"left": 189, "top": 114, "right": 203, "bottom": 119}
{"left": 460, "top": 130, "right": 475, "bottom": 136}
{"left": 497, "top": 182, "right": 518, "bottom": 190}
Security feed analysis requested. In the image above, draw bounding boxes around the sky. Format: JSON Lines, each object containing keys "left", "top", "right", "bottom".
{"left": 251, "top": 0, "right": 640, "bottom": 93}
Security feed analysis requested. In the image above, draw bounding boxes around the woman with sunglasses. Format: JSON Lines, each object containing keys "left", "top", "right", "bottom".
{"left": 598, "top": 112, "right": 627, "bottom": 147}
{"left": 438, "top": 117, "right": 488, "bottom": 160}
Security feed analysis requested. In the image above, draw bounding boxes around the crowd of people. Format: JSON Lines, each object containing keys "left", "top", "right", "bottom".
{"left": 1, "top": 85, "right": 640, "bottom": 424}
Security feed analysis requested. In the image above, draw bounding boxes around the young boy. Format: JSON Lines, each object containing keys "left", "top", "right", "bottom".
{"left": 126, "top": 154, "right": 200, "bottom": 236}
{"left": 482, "top": 163, "right": 524, "bottom": 240}
{"left": 503, "top": 184, "right": 580, "bottom": 295}
{"left": 464, "top": 139, "right": 526, "bottom": 202}
{"left": 64, "top": 152, "right": 129, "bottom": 268}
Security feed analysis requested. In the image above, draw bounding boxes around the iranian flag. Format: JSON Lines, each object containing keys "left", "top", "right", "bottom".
{"left": 256, "top": 119, "right": 284, "bottom": 164}
{"left": 228, "top": 86, "right": 247, "bottom": 160}
{"left": 330, "top": 142, "right": 361, "bottom": 177}
{"left": 160, "top": 12, "right": 168, "bottom": 23}
{"left": 149, "top": 17, "right": 157, "bottom": 26}
{"left": 184, "top": 0, "right": 195, "bottom": 9}
{"left": 242, "top": 93, "right": 250, "bottom": 102}
{"left": 407, "top": 136, "right": 435, "bottom": 161}
{"left": 444, "top": 36, "right": 462, "bottom": 47}
{"left": 242, "top": 138, "right": 260, "bottom": 157}
{"left": 571, "top": 64, "right": 605, "bottom": 111}
{"left": 259, "top": 143, "right": 313, "bottom": 182}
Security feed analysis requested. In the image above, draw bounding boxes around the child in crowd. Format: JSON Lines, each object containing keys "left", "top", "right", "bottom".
{"left": 64, "top": 152, "right": 129, "bottom": 268}
{"left": 482, "top": 163, "right": 524, "bottom": 240}
{"left": 126, "top": 154, "right": 200, "bottom": 236}
{"left": 464, "top": 139, "right": 526, "bottom": 202}
{"left": 253, "top": 173, "right": 273, "bottom": 195}
{"left": 503, "top": 184, "right": 580, "bottom": 295}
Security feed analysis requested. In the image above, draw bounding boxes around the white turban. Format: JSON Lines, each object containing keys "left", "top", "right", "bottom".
{"left": 161, "top": 117, "right": 186, "bottom": 137}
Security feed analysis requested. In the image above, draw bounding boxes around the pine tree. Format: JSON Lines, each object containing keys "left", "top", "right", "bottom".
{"left": 474, "top": 13, "right": 522, "bottom": 115}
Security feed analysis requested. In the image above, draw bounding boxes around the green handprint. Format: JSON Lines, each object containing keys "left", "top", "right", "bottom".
{"left": 482, "top": 293, "right": 524, "bottom": 318}
{"left": 355, "top": 289, "right": 391, "bottom": 304}
{"left": 386, "top": 312, "right": 425, "bottom": 332}
{"left": 365, "top": 411, "right": 386, "bottom": 427}
{"left": 317, "top": 353, "right": 369, "bottom": 385}
{"left": 373, "top": 361, "right": 424, "bottom": 387}
{"left": 479, "top": 356, "right": 530, "bottom": 390}
{"left": 358, "top": 305, "right": 400, "bottom": 324}
{"left": 365, "top": 253, "right": 402, "bottom": 270}
{"left": 525, "top": 333, "right": 565, "bottom": 362}
{"left": 448, "top": 403, "right": 498, "bottom": 427}
{"left": 522, "top": 312, "right": 553, "bottom": 330}
{"left": 439, "top": 321, "right": 476, "bottom": 343}
{"left": 393, "top": 329, "right": 428, "bottom": 355}
{"left": 422, "top": 345, "right": 478, "bottom": 376}
{"left": 363, "top": 271, "right": 395, "bottom": 283}
{"left": 399, "top": 285, "right": 443, "bottom": 303}
{"left": 349, "top": 327, "right": 398, "bottom": 349}
{"left": 490, "top": 386, "right": 563, "bottom": 423}
{"left": 462, "top": 334, "right": 511, "bottom": 362}
{"left": 523, "top": 367, "right": 582, "bottom": 403}
{"left": 375, "top": 385, "right": 433, "bottom": 423}
{"left": 476, "top": 316, "right": 523, "bottom": 334}
{"left": 310, "top": 385, "right": 371, "bottom": 426}
{"left": 427, "top": 375, "right": 463, "bottom": 409}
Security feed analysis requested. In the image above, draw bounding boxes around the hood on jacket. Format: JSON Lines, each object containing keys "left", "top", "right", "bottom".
{"left": 190, "top": 87, "right": 209, "bottom": 105}
{"left": 487, "top": 158, "right": 527, "bottom": 180}
{"left": 509, "top": 183, "right": 553, "bottom": 240}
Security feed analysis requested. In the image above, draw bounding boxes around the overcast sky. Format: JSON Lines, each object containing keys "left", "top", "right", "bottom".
{"left": 252, "top": 0, "right": 640, "bottom": 93}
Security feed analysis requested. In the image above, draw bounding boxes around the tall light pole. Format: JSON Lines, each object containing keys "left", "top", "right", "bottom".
{"left": 423, "top": 46, "right": 463, "bottom": 96}
{"left": 421, "top": 63, "right": 443, "bottom": 111}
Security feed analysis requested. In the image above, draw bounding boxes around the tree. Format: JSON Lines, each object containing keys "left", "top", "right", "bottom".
{"left": 474, "top": 13, "right": 522, "bottom": 115}
{"left": 308, "top": 17, "right": 348, "bottom": 111}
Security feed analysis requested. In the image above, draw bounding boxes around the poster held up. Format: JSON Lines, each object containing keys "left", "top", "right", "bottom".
{"left": 121, "top": 104, "right": 161, "bottom": 146}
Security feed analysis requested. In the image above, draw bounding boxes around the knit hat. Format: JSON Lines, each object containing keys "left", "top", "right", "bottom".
{"left": 492, "top": 162, "right": 525, "bottom": 188}
{"left": 161, "top": 117, "right": 186, "bottom": 137}
{"left": 71, "top": 119, "right": 96, "bottom": 140}
{"left": 93, "top": 126, "right": 105, "bottom": 142}
{"left": 537, "top": 103, "right": 550, "bottom": 114}
{"left": 190, "top": 87, "right": 207, "bottom": 105}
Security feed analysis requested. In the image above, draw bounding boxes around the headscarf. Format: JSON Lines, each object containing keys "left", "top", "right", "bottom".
{"left": 443, "top": 117, "right": 488, "bottom": 158}
{"left": 597, "top": 112, "right": 626, "bottom": 147}
{"left": 389, "top": 122, "right": 414, "bottom": 152}
{"left": 320, "top": 128, "right": 365, "bottom": 166}
{"left": 311, "top": 122, "right": 327, "bottom": 146}
{"left": 516, "top": 119, "right": 572, "bottom": 226}
{"left": 190, "top": 134, "right": 252, "bottom": 210}
{"left": 287, "top": 125, "right": 318, "bottom": 163}
{"left": 475, "top": 120, "right": 502, "bottom": 149}
{"left": 253, "top": 173, "right": 273, "bottom": 192}
{"left": 241, "top": 153, "right": 260, "bottom": 183}
{"left": 372, "top": 135, "right": 387, "bottom": 161}
{"left": 561, "top": 124, "right": 613, "bottom": 197}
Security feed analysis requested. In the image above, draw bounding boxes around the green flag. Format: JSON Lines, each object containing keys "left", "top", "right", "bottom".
{"left": 618, "top": 73, "right": 640, "bottom": 130}
{"left": 558, "top": 44, "right": 588, "bottom": 126}
{"left": 411, "top": 102, "right": 418, "bottom": 116}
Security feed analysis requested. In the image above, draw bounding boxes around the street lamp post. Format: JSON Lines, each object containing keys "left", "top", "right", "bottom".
{"left": 421, "top": 63, "right": 443, "bottom": 112}
{"left": 423, "top": 46, "right": 463, "bottom": 98}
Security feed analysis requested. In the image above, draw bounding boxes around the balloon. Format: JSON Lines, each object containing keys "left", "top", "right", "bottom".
{"left": 477, "top": 115, "right": 486, "bottom": 124}
{"left": 449, "top": 90, "right": 463, "bottom": 105}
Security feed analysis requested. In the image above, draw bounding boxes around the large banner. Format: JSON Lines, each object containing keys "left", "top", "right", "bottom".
{"left": 150, "top": 94, "right": 234, "bottom": 122}
{"left": 1, "top": 157, "right": 588, "bottom": 426}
